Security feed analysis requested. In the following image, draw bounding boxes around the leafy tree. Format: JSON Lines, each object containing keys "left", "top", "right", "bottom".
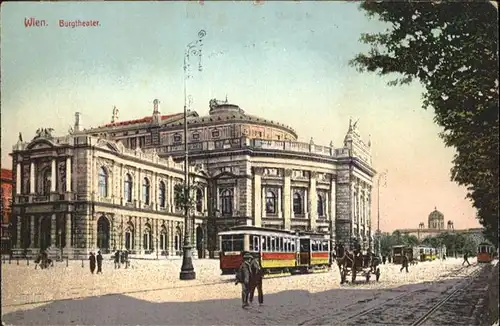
{"left": 379, "top": 232, "right": 395, "bottom": 256}
{"left": 173, "top": 183, "right": 199, "bottom": 212}
{"left": 350, "top": 2, "right": 499, "bottom": 244}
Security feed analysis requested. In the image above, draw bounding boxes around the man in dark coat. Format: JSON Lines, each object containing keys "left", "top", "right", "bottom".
{"left": 89, "top": 252, "right": 96, "bottom": 274}
{"left": 96, "top": 251, "right": 103, "bottom": 274}
{"left": 462, "top": 252, "right": 471, "bottom": 266}
{"left": 114, "top": 250, "right": 120, "bottom": 269}
{"left": 400, "top": 254, "right": 409, "bottom": 273}
{"left": 249, "top": 255, "right": 264, "bottom": 305}
{"left": 235, "top": 252, "right": 253, "bottom": 308}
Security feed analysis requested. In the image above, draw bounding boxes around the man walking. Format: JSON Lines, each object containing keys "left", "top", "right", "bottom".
{"left": 462, "top": 252, "right": 471, "bottom": 266}
{"left": 96, "top": 250, "right": 103, "bottom": 274}
{"left": 235, "top": 252, "right": 253, "bottom": 308}
{"left": 249, "top": 255, "right": 264, "bottom": 306}
{"left": 400, "top": 254, "right": 409, "bottom": 273}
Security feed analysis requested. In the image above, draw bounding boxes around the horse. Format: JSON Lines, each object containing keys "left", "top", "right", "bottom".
{"left": 34, "top": 252, "right": 53, "bottom": 269}
{"left": 334, "top": 244, "right": 358, "bottom": 284}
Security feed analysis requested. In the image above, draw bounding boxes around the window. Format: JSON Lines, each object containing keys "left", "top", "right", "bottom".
{"left": 271, "top": 237, "right": 276, "bottom": 252}
{"left": 98, "top": 167, "right": 108, "bottom": 197}
{"left": 173, "top": 134, "right": 182, "bottom": 143}
{"left": 293, "top": 192, "right": 303, "bottom": 215}
{"left": 124, "top": 174, "right": 133, "bottom": 202}
{"left": 142, "top": 178, "right": 150, "bottom": 204}
{"left": 143, "top": 226, "right": 152, "bottom": 251}
{"left": 262, "top": 237, "right": 268, "bottom": 252}
{"left": 160, "top": 229, "right": 167, "bottom": 251}
{"left": 192, "top": 133, "right": 200, "bottom": 140}
{"left": 41, "top": 168, "right": 51, "bottom": 195}
{"left": 250, "top": 235, "right": 260, "bottom": 251}
{"left": 220, "top": 189, "right": 233, "bottom": 216}
{"left": 158, "top": 181, "right": 166, "bottom": 208}
{"left": 312, "top": 241, "right": 318, "bottom": 252}
{"left": 279, "top": 237, "right": 283, "bottom": 252}
{"left": 291, "top": 241, "right": 295, "bottom": 252}
{"left": 317, "top": 194, "right": 325, "bottom": 217}
{"left": 220, "top": 234, "right": 244, "bottom": 252}
{"left": 212, "top": 129, "right": 220, "bottom": 138}
{"left": 265, "top": 190, "right": 277, "bottom": 214}
{"left": 196, "top": 188, "right": 203, "bottom": 212}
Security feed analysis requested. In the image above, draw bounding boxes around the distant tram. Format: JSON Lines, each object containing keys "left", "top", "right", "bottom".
{"left": 477, "top": 242, "right": 495, "bottom": 263}
{"left": 218, "top": 226, "right": 331, "bottom": 276}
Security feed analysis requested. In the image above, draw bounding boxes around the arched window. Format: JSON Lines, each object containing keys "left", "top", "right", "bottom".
{"left": 196, "top": 188, "right": 203, "bottom": 213}
{"left": 42, "top": 168, "right": 51, "bottom": 195}
{"left": 265, "top": 190, "right": 277, "bottom": 214}
{"left": 143, "top": 224, "right": 152, "bottom": 251}
{"left": 124, "top": 174, "right": 133, "bottom": 202}
{"left": 158, "top": 181, "right": 166, "bottom": 208}
{"left": 160, "top": 227, "right": 168, "bottom": 251}
{"left": 293, "top": 192, "right": 302, "bottom": 215}
{"left": 98, "top": 167, "right": 108, "bottom": 197}
{"left": 220, "top": 189, "right": 233, "bottom": 216}
{"left": 317, "top": 194, "right": 324, "bottom": 217}
{"left": 142, "top": 178, "right": 150, "bottom": 204}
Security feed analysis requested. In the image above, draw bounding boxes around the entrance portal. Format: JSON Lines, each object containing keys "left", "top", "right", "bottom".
{"left": 97, "top": 215, "right": 110, "bottom": 253}
{"left": 196, "top": 226, "right": 204, "bottom": 258}
{"left": 40, "top": 217, "right": 51, "bottom": 250}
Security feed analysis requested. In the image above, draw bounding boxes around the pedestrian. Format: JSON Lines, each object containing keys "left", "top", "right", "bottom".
{"left": 400, "top": 254, "right": 409, "bottom": 273}
{"left": 462, "top": 252, "right": 471, "bottom": 266}
{"left": 249, "top": 255, "right": 264, "bottom": 305}
{"left": 382, "top": 255, "right": 386, "bottom": 265}
{"left": 114, "top": 250, "right": 120, "bottom": 269}
{"left": 96, "top": 250, "right": 103, "bottom": 274}
{"left": 235, "top": 251, "right": 253, "bottom": 308}
{"left": 124, "top": 251, "right": 130, "bottom": 268}
{"left": 89, "top": 252, "right": 96, "bottom": 274}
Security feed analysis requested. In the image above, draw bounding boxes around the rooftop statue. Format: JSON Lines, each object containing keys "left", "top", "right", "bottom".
{"left": 34, "top": 128, "right": 55, "bottom": 140}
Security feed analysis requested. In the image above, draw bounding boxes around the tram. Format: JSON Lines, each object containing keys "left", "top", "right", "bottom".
{"left": 477, "top": 242, "right": 495, "bottom": 263}
{"left": 218, "top": 225, "right": 331, "bottom": 276}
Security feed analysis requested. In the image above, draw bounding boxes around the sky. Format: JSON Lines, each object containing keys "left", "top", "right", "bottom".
{"left": 0, "top": 1, "right": 480, "bottom": 232}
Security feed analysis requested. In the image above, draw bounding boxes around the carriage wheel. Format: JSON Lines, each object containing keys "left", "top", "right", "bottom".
{"left": 375, "top": 268, "right": 381, "bottom": 282}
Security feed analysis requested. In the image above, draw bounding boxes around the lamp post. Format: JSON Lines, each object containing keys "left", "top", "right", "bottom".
{"left": 376, "top": 169, "right": 388, "bottom": 257}
{"left": 58, "top": 229, "right": 63, "bottom": 261}
{"left": 180, "top": 29, "right": 206, "bottom": 281}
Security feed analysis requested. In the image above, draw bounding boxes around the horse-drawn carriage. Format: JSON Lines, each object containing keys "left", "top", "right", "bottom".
{"left": 334, "top": 244, "right": 381, "bottom": 284}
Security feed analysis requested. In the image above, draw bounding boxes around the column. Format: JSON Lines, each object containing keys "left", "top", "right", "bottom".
{"left": 329, "top": 176, "right": 336, "bottom": 221}
{"left": 65, "top": 213, "right": 72, "bottom": 248}
{"left": 169, "top": 177, "right": 174, "bottom": 213}
{"left": 138, "top": 217, "right": 143, "bottom": 253}
{"left": 253, "top": 169, "right": 262, "bottom": 227}
{"left": 357, "top": 186, "right": 362, "bottom": 227}
{"left": 65, "top": 157, "right": 72, "bottom": 192}
{"left": 309, "top": 172, "right": 317, "bottom": 231}
{"left": 50, "top": 214, "right": 56, "bottom": 246}
{"left": 170, "top": 221, "right": 175, "bottom": 254}
{"left": 261, "top": 186, "right": 266, "bottom": 218}
{"left": 283, "top": 169, "right": 292, "bottom": 230}
{"left": 17, "top": 216, "right": 22, "bottom": 248}
{"left": 16, "top": 163, "right": 21, "bottom": 194}
{"left": 203, "top": 186, "right": 208, "bottom": 216}
{"left": 277, "top": 187, "right": 282, "bottom": 218}
{"left": 30, "top": 162, "right": 35, "bottom": 194}
{"left": 134, "top": 216, "right": 138, "bottom": 251}
{"left": 120, "top": 164, "right": 124, "bottom": 203}
{"left": 51, "top": 159, "right": 56, "bottom": 192}
{"left": 30, "top": 216, "right": 35, "bottom": 248}
{"left": 136, "top": 169, "right": 141, "bottom": 207}
{"left": 152, "top": 172, "right": 157, "bottom": 208}
{"left": 304, "top": 189, "right": 308, "bottom": 218}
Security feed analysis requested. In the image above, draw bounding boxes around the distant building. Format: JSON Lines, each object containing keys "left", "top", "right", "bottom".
{"left": 397, "top": 207, "right": 487, "bottom": 246}
{"left": 1, "top": 168, "right": 13, "bottom": 253}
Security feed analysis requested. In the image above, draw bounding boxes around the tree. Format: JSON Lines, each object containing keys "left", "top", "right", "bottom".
{"left": 379, "top": 232, "right": 395, "bottom": 256}
{"left": 350, "top": 2, "right": 499, "bottom": 244}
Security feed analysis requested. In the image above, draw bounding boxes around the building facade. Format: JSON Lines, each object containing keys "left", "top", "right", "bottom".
{"left": 10, "top": 98, "right": 376, "bottom": 258}
{"left": 1, "top": 169, "right": 13, "bottom": 253}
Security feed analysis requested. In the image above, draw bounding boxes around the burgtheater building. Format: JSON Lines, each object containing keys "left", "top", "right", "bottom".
{"left": 10, "top": 98, "right": 376, "bottom": 258}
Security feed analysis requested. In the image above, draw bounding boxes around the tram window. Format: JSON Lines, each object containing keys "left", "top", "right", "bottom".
{"left": 262, "top": 237, "right": 267, "bottom": 252}
{"left": 252, "top": 236, "right": 260, "bottom": 252}
{"left": 279, "top": 238, "right": 283, "bottom": 252}
{"left": 286, "top": 239, "right": 291, "bottom": 252}
{"left": 312, "top": 241, "right": 318, "bottom": 252}
{"left": 221, "top": 234, "right": 244, "bottom": 252}
{"left": 271, "top": 237, "right": 275, "bottom": 252}
{"left": 291, "top": 241, "right": 296, "bottom": 252}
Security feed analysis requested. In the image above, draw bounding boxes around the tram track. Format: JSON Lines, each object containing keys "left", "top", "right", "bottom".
{"left": 340, "top": 265, "right": 483, "bottom": 325}
{"left": 299, "top": 264, "right": 482, "bottom": 326}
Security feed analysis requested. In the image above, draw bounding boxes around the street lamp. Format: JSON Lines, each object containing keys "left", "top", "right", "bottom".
{"left": 180, "top": 29, "right": 206, "bottom": 281}
{"left": 376, "top": 169, "right": 388, "bottom": 257}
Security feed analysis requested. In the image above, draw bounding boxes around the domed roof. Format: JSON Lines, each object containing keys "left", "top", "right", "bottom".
{"left": 428, "top": 207, "right": 444, "bottom": 220}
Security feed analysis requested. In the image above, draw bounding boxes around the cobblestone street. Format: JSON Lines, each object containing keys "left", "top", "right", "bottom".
{"left": 2, "top": 258, "right": 494, "bottom": 325}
